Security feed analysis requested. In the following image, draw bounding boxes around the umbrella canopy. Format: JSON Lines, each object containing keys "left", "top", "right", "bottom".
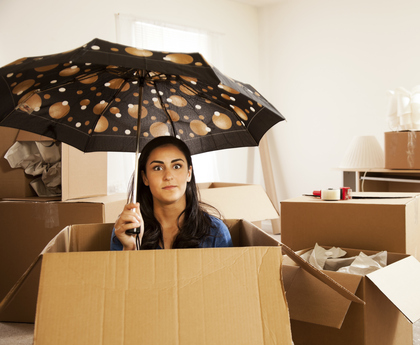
{"left": 0, "top": 38, "right": 284, "bottom": 155}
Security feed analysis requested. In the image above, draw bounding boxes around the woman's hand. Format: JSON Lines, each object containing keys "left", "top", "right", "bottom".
{"left": 114, "top": 203, "right": 143, "bottom": 250}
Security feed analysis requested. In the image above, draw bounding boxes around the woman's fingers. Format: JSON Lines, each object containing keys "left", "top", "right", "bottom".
{"left": 114, "top": 203, "right": 144, "bottom": 245}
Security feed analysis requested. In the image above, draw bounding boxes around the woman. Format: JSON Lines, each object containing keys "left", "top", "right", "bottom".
{"left": 111, "top": 136, "right": 232, "bottom": 250}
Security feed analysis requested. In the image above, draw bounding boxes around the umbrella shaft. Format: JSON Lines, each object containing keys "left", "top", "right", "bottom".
{"left": 131, "top": 70, "right": 145, "bottom": 204}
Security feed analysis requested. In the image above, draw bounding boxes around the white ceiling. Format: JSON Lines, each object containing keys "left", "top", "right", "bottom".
{"left": 231, "top": 0, "right": 283, "bottom": 7}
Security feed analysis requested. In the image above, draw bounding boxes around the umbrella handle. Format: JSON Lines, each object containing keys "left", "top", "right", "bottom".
{"left": 125, "top": 154, "right": 142, "bottom": 239}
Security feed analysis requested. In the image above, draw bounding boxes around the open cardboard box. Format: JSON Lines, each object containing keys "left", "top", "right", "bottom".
{"left": 283, "top": 246, "right": 420, "bottom": 345}
{"left": 0, "top": 219, "right": 361, "bottom": 345}
{"left": 0, "top": 127, "right": 107, "bottom": 201}
{"left": 281, "top": 192, "right": 420, "bottom": 261}
{"left": 198, "top": 182, "right": 280, "bottom": 233}
{"left": 0, "top": 193, "right": 127, "bottom": 322}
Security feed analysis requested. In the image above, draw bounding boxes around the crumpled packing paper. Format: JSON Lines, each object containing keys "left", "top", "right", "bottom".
{"left": 387, "top": 86, "right": 420, "bottom": 131}
{"left": 4, "top": 141, "right": 62, "bottom": 197}
{"left": 301, "top": 243, "right": 387, "bottom": 276}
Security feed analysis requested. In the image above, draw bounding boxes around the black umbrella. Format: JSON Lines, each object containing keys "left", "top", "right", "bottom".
{"left": 0, "top": 38, "right": 285, "bottom": 209}
{"left": 0, "top": 38, "right": 284, "bottom": 155}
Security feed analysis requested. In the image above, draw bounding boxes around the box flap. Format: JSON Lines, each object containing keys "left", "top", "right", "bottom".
{"left": 34, "top": 248, "right": 293, "bottom": 344}
{"left": 68, "top": 223, "right": 115, "bottom": 251}
{"left": 282, "top": 265, "right": 362, "bottom": 329}
{"left": 16, "top": 129, "right": 54, "bottom": 142}
{"left": 198, "top": 184, "right": 279, "bottom": 222}
{"left": 367, "top": 255, "right": 420, "bottom": 323}
{"left": 0, "top": 223, "right": 114, "bottom": 322}
{"left": 281, "top": 244, "right": 364, "bottom": 305}
{"left": 61, "top": 143, "right": 108, "bottom": 201}
{"left": 0, "top": 256, "right": 43, "bottom": 322}
{"left": 228, "top": 219, "right": 281, "bottom": 247}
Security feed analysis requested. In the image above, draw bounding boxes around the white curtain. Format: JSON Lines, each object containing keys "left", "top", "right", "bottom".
{"left": 109, "top": 14, "right": 223, "bottom": 194}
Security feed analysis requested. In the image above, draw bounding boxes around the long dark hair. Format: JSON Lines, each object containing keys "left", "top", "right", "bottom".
{"left": 132, "top": 136, "right": 221, "bottom": 249}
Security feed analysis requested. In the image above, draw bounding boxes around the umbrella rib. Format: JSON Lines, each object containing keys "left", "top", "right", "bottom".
{"left": 153, "top": 78, "right": 177, "bottom": 137}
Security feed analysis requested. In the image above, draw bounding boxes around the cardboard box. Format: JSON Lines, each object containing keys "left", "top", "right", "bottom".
{"left": 0, "top": 220, "right": 291, "bottom": 343}
{"left": 283, "top": 246, "right": 420, "bottom": 345}
{"left": 198, "top": 182, "right": 279, "bottom": 230}
{"left": 280, "top": 192, "right": 420, "bottom": 261}
{"left": 0, "top": 220, "right": 359, "bottom": 341}
{"left": 0, "top": 127, "right": 108, "bottom": 201}
{"left": 385, "top": 131, "right": 420, "bottom": 169}
{"left": 0, "top": 193, "right": 126, "bottom": 322}
{"left": 0, "top": 127, "right": 33, "bottom": 198}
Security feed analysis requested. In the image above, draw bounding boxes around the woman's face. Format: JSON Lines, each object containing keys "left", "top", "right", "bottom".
{"left": 141, "top": 144, "right": 192, "bottom": 207}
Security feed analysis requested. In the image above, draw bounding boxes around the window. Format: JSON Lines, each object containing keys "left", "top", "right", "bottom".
{"left": 116, "top": 14, "right": 222, "bottom": 68}
{"left": 108, "top": 14, "right": 222, "bottom": 194}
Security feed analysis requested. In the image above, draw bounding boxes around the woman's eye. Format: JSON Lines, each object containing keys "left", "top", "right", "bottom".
{"left": 152, "top": 166, "right": 163, "bottom": 171}
{"left": 173, "top": 164, "right": 182, "bottom": 169}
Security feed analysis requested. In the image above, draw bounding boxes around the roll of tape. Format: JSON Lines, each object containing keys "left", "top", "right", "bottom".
{"left": 321, "top": 189, "right": 340, "bottom": 201}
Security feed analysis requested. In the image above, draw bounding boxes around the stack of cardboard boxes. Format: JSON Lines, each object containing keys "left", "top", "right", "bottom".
{"left": 0, "top": 127, "right": 127, "bottom": 322}
{"left": 279, "top": 130, "right": 420, "bottom": 344}
{"left": 281, "top": 193, "right": 420, "bottom": 344}
{"left": 4, "top": 125, "right": 420, "bottom": 344}
{"left": 1, "top": 145, "right": 292, "bottom": 344}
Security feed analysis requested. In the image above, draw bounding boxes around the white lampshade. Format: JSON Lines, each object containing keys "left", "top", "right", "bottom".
{"left": 339, "top": 135, "right": 384, "bottom": 169}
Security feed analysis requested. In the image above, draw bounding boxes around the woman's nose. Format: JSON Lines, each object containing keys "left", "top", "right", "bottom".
{"left": 163, "top": 170, "right": 174, "bottom": 180}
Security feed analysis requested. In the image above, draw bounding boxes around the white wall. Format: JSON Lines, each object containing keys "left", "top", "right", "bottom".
{"left": 6, "top": 0, "right": 415, "bottom": 206}
{"left": 259, "top": 0, "right": 420, "bottom": 201}
{"left": 0, "top": 0, "right": 265, "bottom": 191}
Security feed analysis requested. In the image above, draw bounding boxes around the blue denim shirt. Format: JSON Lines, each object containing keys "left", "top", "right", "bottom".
{"left": 110, "top": 215, "right": 233, "bottom": 250}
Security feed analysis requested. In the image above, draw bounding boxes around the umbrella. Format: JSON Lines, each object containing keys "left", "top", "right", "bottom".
{"left": 0, "top": 38, "right": 285, "bottom": 206}
{"left": 0, "top": 38, "right": 285, "bottom": 156}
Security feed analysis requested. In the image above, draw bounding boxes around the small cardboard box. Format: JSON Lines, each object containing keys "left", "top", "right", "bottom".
{"left": 0, "top": 193, "right": 126, "bottom": 322}
{"left": 385, "top": 131, "right": 420, "bottom": 169}
{"left": 198, "top": 182, "right": 279, "bottom": 230}
{"left": 0, "top": 127, "right": 107, "bottom": 201}
{"left": 283, "top": 246, "right": 420, "bottom": 345}
{"left": 280, "top": 192, "right": 420, "bottom": 261}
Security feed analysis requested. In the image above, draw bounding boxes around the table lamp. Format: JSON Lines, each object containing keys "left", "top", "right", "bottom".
{"left": 339, "top": 135, "right": 384, "bottom": 169}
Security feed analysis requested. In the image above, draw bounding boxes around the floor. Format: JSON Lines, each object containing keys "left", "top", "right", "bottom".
{"left": 0, "top": 322, "right": 34, "bottom": 345}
